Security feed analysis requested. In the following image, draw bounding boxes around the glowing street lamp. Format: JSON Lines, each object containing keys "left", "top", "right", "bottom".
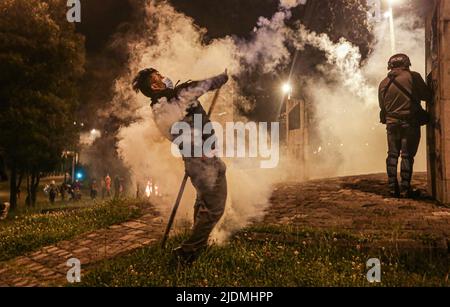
{"left": 282, "top": 82, "right": 293, "bottom": 99}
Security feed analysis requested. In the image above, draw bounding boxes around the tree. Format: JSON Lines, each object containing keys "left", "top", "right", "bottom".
{"left": 0, "top": 0, "right": 85, "bottom": 207}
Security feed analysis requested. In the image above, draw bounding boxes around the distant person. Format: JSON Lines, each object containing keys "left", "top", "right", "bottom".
{"left": 105, "top": 174, "right": 112, "bottom": 198}
{"left": 0, "top": 202, "right": 10, "bottom": 220}
{"left": 120, "top": 177, "right": 125, "bottom": 196}
{"left": 60, "top": 183, "right": 66, "bottom": 201}
{"left": 67, "top": 184, "right": 75, "bottom": 201}
{"left": 48, "top": 181, "right": 58, "bottom": 204}
{"left": 379, "top": 54, "right": 432, "bottom": 198}
{"left": 136, "top": 182, "right": 141, "bottom": 199}
{"left": 100, "top": 178, "right": 106, "bottom": 199}
{"left": 114, "top": 175, "right": 121, "bottom": 199}
{"left": 90, "top": 180, "right": 98, "bottom": 200}
{"left": 73, "top": 180, "right": 82, "bottom": 201}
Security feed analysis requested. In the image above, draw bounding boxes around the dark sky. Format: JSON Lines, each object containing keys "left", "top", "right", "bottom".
{"left": 75, "top": 0, "right": 374, "bottom": 124}
{"left": 75, "top": 0, "right": 429, "bottom": 125}
{"left": 77, "top": 0, "right": 133, "bottom": 52}
{"left": 73, "top": 0, "right": 429, "bottom": 172}
{"left": 77, "top": 0, "right": 430, "bottom": 53}
{"left": 78, "top": 0, "right": 288, "bottom": 53}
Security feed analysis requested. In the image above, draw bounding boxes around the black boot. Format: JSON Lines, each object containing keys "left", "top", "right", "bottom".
{"left": 389, "top": 182, "right": 400, "bottom": 198}
{"left": 400, "top": 186, "right": 420, "bottom": 199}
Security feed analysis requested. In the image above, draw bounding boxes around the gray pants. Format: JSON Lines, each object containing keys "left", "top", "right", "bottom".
{"left": 181, "top": 157, "right": 227, "bottom": 254}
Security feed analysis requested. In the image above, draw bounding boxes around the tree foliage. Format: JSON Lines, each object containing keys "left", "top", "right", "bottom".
{"left": 0, "top": 0, "right": 85, "bottom": 207}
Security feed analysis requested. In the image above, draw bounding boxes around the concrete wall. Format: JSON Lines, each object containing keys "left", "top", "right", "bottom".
{"left": 284, "top": 98, "right": 309, "bottom": 180}
{"left": 426, "top": 0, "right": 450, "bottom": 204}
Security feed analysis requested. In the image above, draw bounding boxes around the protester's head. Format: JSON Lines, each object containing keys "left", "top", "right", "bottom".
{"left": 388, "top": 53, "right": 411, "bottom": 70}
{"left": 132, "top": 68, "right": 171, "bottom": 98}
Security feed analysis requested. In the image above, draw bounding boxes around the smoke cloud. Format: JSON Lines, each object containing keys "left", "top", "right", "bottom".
{"left": 295, "top": 7, "right": 426, "bottom": 177}
{"left": 102, "top": 0, "right": 304, "bottom": 243}
{"left": 280, "top": 0, "right": 308, "bottom": 10}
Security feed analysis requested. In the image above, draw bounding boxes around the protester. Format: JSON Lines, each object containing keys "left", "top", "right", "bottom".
{"left": 133, "top": 68, "right": 229, "bottom": 263}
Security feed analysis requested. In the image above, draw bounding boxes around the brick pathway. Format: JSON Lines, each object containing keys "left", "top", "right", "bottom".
{"left": 265, "top": 173, "right": 450, "bottom": 250}
{"left": 0, "top": 209, "right": 165, "bottom": 287}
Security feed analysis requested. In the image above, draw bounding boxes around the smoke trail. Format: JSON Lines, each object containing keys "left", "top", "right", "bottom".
{"left": 101, "top": 0, "right": 307, "bottom": 243}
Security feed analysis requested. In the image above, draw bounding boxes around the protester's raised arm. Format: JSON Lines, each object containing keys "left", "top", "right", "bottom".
{"left": 178, "top": 71, "right": 229, "bottom": 101}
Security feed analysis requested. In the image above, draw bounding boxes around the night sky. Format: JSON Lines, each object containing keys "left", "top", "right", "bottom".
{"left": 76, "top": 0, "right": 312, "bottom": 124}
{"left": 72, "top": 0, "right": 431, "bottom": 179}
{"left": 78, "top": 0, "right": 286, "bottom": 52}
{"left": 75, "top": 0, "right": 429, "bottom": 125}
{"left": 77, "top": 0, "right": 430, "bottom": 53}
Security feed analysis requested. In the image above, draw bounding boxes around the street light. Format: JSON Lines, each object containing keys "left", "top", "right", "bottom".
{"left": 282, "top": 83, "right": 293, "bottom": 99}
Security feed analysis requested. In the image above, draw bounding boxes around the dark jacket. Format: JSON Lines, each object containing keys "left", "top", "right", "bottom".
{"left": 378, "top": 68, "right": 432, "bottom": 125}
{"left": 150, "top": 73, "right": 229, "bottom": 155}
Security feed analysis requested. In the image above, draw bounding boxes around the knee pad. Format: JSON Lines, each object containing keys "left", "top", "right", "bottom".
{"left": 387, "top": 154, "right": 399, "bottom": 166}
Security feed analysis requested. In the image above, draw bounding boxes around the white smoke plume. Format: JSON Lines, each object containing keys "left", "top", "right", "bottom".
{"left": 292, "top": 8, "right": 426, "bottom": 176}
{"left": 238, "top": 11, "right": 294, "bottom": 73}
{"left": 280, "top": 0, "right": 308, "bottom": 10}
{"left": 99, "top": 0, "right": 426, "bottom": 243}
{"left": 105, "top": 0, "right": 305, "bottom": 243}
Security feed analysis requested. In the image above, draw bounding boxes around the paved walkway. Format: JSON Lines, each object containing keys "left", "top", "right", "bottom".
{"left": 0, "top": 209, "right": 165, "bottom": 287}
{"left": 266, "top": 173, "right": 450, "bottom": 249}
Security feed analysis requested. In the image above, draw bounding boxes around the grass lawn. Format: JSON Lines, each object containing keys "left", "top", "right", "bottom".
{"left": 0, "top": 199, "right": 146, "bottom": 262}
{"left": 79, "top": 226, "right": 449, "bottom": 287}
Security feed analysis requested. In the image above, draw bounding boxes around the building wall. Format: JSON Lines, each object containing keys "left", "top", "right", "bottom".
{"left": 426, "top": 0, "right": 450, "bottom": 204}
{"left": 281, "top": 98, "right": 310, "bottom": 180}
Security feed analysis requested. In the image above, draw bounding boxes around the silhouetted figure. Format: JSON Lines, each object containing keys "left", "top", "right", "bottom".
{"left": 60, "top": 183, "right": 67, "bottom": 201}
{"left": 48, "top": 181, "right": 58, "bottom": 204}
{"left": 104, "top": 174, "right": 112, "bottom": 198}
{"left": 136, "top": 182, "right": 141, "bottom": 199}
{"left": 379, "top": 54, "right": 432, "bottom": 198}
{"left": 114, "top": 175, "right": 121, "bottom": 199}
{"left": 90, "top": 180, "right": 98, "bottom": 200}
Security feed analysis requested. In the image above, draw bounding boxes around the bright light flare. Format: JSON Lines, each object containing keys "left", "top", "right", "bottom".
{"left": 387, "top": 0, "right": 397, "bottom": 5}
{"left": 145, "top": 181, "right": 152, "bottom": 198}
{"left": 282, "top": 83, "right": 292, "bottom": 95}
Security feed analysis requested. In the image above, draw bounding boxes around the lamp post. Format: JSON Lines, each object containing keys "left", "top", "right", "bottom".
{"left": 62, "top": 151, "right": 78, "bottom": 184}
{"left": 386, "top": 0, "right": 396, "bottom": 54}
